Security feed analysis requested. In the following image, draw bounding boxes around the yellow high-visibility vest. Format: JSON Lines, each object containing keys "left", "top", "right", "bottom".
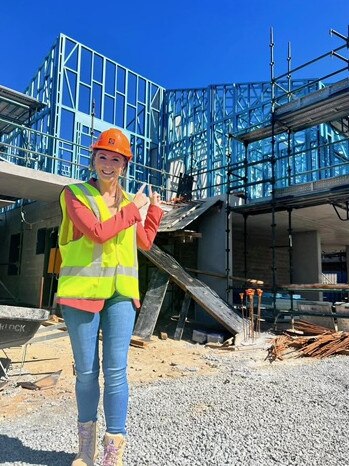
{"left": 57, "top": 182, "right": 139, "bottom": 300}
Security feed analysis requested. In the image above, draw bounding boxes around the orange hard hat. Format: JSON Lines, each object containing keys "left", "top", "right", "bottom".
{"left": 91, "top": 128, "right": 132, "bottom": 159}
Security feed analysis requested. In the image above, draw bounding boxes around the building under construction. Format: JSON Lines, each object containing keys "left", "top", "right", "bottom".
{"left": 1, "top": 29, "right": 349, "bottom": 337}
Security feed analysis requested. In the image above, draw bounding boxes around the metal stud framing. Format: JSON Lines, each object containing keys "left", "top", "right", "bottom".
{"left": 1, "top": 34, "right": 165, "bottom": 194}
{"left": 164, "top": 78, "right": 349, "bottom": 201}
{"left": 1, "top": 32, "right": 349, "bottom": 204}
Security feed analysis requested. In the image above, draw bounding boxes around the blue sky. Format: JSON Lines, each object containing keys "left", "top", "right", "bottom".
{"left": 1, "top": 0, "right": 348, "bottom": 92}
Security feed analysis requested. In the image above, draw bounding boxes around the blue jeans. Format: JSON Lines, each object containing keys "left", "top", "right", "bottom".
{"left": 61, "top": 299, "right": 136, "bottom": 435}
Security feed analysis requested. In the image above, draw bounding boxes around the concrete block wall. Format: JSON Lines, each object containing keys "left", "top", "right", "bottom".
{"left": 0, "top": 201, "right": 61, "bottom": 306}
{"left": 232, "top": 228, "right": 290, "bottom": 288}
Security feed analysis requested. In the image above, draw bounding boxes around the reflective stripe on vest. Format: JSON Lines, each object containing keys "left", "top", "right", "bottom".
{"left": 59, "top": 264, "right": 138, "bottom": 279}
{"left": 57, "top": 182, "right": 139, "bottom": 299}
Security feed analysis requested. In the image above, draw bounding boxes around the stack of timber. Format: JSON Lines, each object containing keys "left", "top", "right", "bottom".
{"left": 267, "top": 319, "right": 349, "bottom": 362}
{"left": 292, "top": 320, "right": 333, "bottom": 335}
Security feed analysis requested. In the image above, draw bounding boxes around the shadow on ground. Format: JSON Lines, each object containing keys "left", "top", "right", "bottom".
{"left": 0, "top": 434, "right": 74, "bottom": 465}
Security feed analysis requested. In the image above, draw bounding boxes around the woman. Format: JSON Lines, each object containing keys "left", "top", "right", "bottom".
{"left": 57, "top": 128, "right": 163, "bottom": 466}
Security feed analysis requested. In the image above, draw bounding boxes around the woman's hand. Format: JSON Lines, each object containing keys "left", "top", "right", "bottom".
{"left": 149, "top": 185, "right": 161, "bottom": 207}
{"left": 133, "top": 183, "right": 149, "bottom": 209}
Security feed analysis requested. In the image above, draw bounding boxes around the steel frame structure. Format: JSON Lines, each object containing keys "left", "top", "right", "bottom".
{"left": 164, "top": 31, "right": 349, "bottom": 203}
{"left": 0, "top": 30, "right": 348, "bottom": 205}
{"left": 164, "top": 80, "right": 349, "bottom": 202}
{"left": 1, "top": 34, "right": 165, "bottom": 194}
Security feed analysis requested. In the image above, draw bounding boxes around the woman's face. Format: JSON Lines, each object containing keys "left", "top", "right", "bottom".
{"left": 93, "top": 150, "right": 127, "bottom": 183}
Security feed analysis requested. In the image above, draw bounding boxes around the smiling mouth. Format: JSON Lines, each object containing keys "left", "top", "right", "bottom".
{"left": 101, "top": 170, "right": 114, "bottom": 176}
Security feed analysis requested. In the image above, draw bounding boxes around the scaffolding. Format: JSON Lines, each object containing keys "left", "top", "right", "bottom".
{"left": 229, "top": 27, "right": 349, "bottom": 314}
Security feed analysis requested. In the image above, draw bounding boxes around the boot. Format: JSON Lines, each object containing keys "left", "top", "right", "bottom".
{"left": 72, "top": 420, "right": 98, "bottom": 466}
{"left": 102, "top": 433, "right": 126, "bottom": 466}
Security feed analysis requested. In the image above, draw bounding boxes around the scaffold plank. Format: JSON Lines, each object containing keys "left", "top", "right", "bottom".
{"left": 140, "top": 245, "right": 244, "bottom": 335}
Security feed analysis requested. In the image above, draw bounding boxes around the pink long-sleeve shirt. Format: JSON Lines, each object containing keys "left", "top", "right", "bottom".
{"left": 57, "top": 179, "right": 163, "bottom": 312}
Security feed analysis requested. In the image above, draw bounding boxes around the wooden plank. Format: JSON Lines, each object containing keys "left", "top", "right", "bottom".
{"left": 174, "top": 293, "right": 191, "bottom": 341}
{"left": 281, "top": 283, "right": 349, "bottom": 290}
{"left": 186, "top": 267, "right": 264, "bottom": 285}
{"left": 140, "top": 245, "right": 245, "bottom": 334}
{"left": 130, "top": 337, "right": 149, "bottom": 349}
{"left": 98, "top": 333, "right": 149, "bottom": 349}
{"left": 133, "top": 269, "right": 169, "bottom": 340}
{"left": 42, "top": 317, "right": 64, "bottom": 327}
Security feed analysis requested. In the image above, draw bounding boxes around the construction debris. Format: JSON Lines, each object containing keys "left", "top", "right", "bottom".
{"left": 0, "top": 380, "right": 8, "bottom": 391}
{"left": 42, "top": 314, "right": 65, "bottom": 327}
{"left": 130, "top": 337, "right": 149, "bottom": 349}
{"left": 267, "top": 320, "right": 349, "bottom": 362}
{"left": 205, "top": 336, "right": 235, "bottom": 351}
{"left": 204, "top": 343, "right": 235, "bottom": 351}
{"left": 291, "top": 320, "right": 334, "bottom": 335}
{"left": 192, "top": 329, "right": 207, "bottom": 344}
{"left": 206, "top": 332, "right": 224, "bottom": 344}
{"left": 17, "top": 369, "right": 62, "bottom": 390}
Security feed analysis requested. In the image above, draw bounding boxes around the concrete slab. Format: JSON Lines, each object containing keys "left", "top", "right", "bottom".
{"left": 0, "top": 162, "right": 78, "bottom": 203}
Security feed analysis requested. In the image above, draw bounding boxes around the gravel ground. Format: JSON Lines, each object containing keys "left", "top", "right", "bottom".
{"left": 1, "top": 350, "right": 349, "bottom": 466}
